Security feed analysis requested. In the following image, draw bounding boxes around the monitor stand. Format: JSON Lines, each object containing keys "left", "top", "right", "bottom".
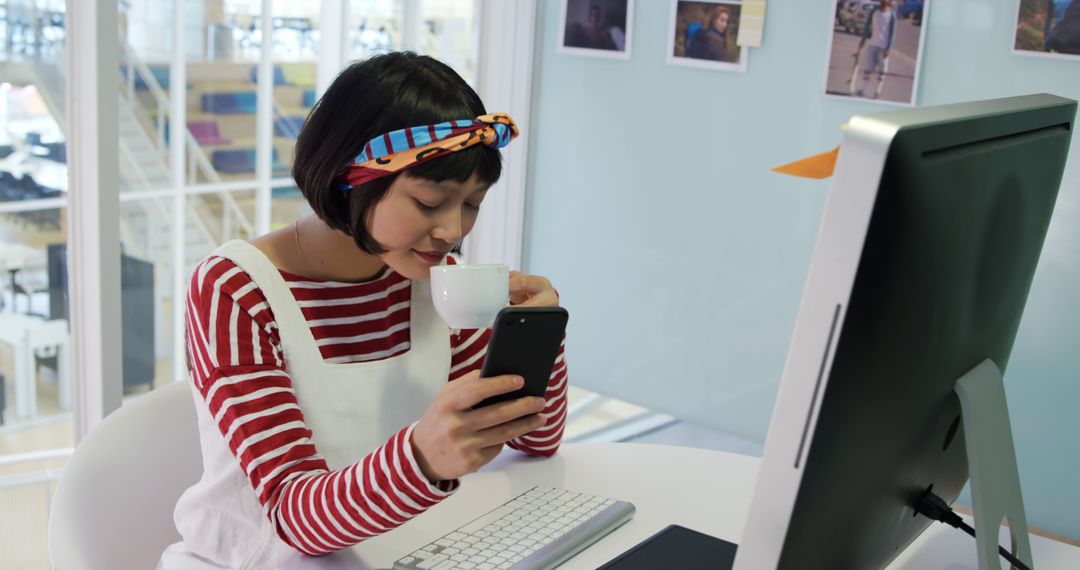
{"left": 954, "top": 359, "right": 1033, "bottom": 570}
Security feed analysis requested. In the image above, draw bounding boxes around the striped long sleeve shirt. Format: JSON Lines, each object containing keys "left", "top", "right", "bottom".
{"left": 185, "top": 256, "right": 568, "bottom": 555}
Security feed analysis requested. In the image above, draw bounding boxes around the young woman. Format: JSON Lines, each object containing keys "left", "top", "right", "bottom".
{"left": 687, "top": 5, "right": 733, "bottom": 62}
{"left": 159, "top": 52, "right": 568, "bottom": 569}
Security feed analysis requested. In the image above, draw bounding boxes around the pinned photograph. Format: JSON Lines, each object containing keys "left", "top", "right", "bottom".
{"left": 824, "top": 0, "right": 929, "bottom": 106}
{"left": 1014, "top": 0, "right": 1080, "bottom": 60}
{"left": 559, "top": 0, "right": 634, "bottom": 60}
{"left": 667, "top": 0, "right": 749, "bottom": 72}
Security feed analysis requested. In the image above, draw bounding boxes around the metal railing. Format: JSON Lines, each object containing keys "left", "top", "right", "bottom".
{"left": 121, "top": 35, "right": 255, "bottom": 240}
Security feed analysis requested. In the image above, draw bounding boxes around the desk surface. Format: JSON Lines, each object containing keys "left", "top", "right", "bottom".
{"left": 280, "top": 442, "right": 1080, "bottom": 569}
{"left": 0, "top": 243, "right": 46, "bottom": 271}
{"left": 0, "top": 313, "right": 45, "bottom": 344}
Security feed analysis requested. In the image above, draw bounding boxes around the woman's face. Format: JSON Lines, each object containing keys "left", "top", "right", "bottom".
{"left": 367, "top": 172, "right": 489, "bottom": 280}
{"left": 713, "top": 12, "right": 729, "bottom": 33}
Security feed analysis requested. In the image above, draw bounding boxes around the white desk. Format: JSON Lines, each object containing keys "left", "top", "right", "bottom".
{"left": 0, "top": 313, "right": 70, "bottom": 419}
{"left": 277, "top": 443, "right": 1080, "bottom": 569}
{"left": 0, "top": 242, "right": 48, "bottom": 312}
{"left": 0, "top": 242, "right": 47, "bottom": 275}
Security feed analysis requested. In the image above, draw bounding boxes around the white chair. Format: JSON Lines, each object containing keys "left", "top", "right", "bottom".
{"left": 48, "top": 381, "right": 203, "bottom": 570}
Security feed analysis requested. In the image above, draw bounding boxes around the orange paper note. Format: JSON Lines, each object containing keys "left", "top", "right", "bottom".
{"left": 771, "top": 146, "right": 840, "bottom": 180}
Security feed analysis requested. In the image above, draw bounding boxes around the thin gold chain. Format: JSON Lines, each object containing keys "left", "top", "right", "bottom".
{"left": 294, "top": 219, "right": 317, "bottom": 277}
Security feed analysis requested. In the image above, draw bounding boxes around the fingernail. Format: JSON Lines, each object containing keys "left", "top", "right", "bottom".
{"left": 514, "top": 376, "right": 525, "bottom": 387}
{"left": 534, "top": 397, "right": 546, "bottom": 408}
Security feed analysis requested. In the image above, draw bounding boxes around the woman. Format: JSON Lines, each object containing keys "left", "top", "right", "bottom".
{"left": 159, "top": 52, "right": 568, "bottom": 569}
{"left": 687, "top": 5, "right": 734, "bottom": 62}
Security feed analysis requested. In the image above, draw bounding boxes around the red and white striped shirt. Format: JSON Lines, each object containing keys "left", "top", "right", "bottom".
{"left": 185, "top": 256, "right": 568, "bottom": 556}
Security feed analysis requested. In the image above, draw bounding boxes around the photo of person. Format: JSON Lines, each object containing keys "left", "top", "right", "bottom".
{"left": 824, "top": 0, "right": 930, "bottom": 106}
{"left": 559, "top": 0, "right": 634, "bottom": 59}
{"left": 667, "top": 0, "right": 749, "bottom": 72}
{"left": 1014, "top": 0, "right": 1080, "bottom": 60}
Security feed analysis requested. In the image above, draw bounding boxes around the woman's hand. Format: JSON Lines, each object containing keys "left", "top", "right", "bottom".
{"left": 509, "top": 271, "right": 559, "bottom": 307}
{"left": 411, "top": 371, "right": 547, "bottom": 482}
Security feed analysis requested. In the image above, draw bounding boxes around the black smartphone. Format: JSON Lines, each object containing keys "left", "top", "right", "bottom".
{"left": 473, "top": 306, "right": 569, "bottom": 409}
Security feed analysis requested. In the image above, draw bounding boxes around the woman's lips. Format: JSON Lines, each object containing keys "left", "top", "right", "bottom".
{"left": 412, "top": 249, "right": 445, "bottom": 263}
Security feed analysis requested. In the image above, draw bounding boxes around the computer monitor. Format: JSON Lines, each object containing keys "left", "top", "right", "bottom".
{"left": 734, "top": 94, "right": 1076, "bottom": 569}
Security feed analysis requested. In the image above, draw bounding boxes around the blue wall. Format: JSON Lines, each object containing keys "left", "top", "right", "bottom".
{"left": 525, "top": 0, "right": 1080, "bottom": 539}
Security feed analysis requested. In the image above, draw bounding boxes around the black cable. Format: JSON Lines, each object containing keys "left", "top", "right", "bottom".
{"left": 912, "top": 489, "right": 1032, "bottom": 570}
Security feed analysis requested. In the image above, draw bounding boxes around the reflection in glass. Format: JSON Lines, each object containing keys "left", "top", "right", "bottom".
{"left": 418, "top": 0, "right": 480, "bottom": 85}
{"left": 1, "top": 0, "right": 71, "bottom": 436}
{"left": 349, "top": 0, "right": 479, "bottom": 85}
{"left": 0, "top": 210, "right": 74, "bottom": 466}
{"left": 351, "top": 0, "right": 405, "bottom": 58}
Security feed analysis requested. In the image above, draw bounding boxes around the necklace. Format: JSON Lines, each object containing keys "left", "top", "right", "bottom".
{"left": 294, "top": 219, "right": 317, "bottom": 277}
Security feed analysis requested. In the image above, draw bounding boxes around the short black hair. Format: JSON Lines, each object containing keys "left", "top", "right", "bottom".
{"left": 292, "top": 52, "right": 503, "bottom": 254}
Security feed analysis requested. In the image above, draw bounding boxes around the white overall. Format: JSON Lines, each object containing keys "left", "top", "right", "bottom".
{"left": 160, "top": 240, "right": 451, "bottom": 569}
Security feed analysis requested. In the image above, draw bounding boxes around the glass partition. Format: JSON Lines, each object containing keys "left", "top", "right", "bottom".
{"left": 0, "top": 4, "right": 70, "bottom": 565}
{"left": 0, "top": 1, "right": 487, "bottom": 563}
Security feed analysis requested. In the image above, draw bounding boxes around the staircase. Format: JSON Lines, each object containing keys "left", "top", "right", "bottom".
{"left": 14, "top": 42, "right": 255, "bottom": 361}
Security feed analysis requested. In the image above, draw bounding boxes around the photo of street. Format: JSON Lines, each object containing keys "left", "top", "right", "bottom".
{"left": 824, "top": 0, "right": 928, "bottom": 105}
{"left": 1014, "top": 0, "right": 1080, "bottom": 59}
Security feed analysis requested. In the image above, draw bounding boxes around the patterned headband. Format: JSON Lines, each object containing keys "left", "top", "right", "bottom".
{"left": 341, "top": 113, "right": 519, "bottom": 188}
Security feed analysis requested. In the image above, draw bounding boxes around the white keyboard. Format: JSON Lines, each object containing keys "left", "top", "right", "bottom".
{"left": 393, "top": 486, "right": 636, "bottom": 570}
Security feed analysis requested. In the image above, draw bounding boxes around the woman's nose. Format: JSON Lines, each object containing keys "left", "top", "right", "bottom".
{"left": 432, "top": 209, "right": 463, "bottom": 244}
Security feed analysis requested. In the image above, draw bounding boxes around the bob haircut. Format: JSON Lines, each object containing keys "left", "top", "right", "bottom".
{"left": 292, "top": 52, "right": 503, "bottom": 254}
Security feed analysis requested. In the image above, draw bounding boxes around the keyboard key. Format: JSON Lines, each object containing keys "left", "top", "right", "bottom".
{"left": 416, "top": 554, "right": 447, "bottom": 569}
{"left": 459, "top": 505, "right": 518, "bottom": 534}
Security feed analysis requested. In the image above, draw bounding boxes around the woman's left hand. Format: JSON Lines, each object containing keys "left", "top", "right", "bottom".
{"left": 509, "top": 271, "right": 559, "bottom": 307}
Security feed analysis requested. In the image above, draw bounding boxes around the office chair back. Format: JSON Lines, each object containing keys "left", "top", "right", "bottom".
{"left": 48, "top": 381, "right": 202, "bottom": 570}
{"left": 47, "top": 244, "right": 156, "bottom": 392}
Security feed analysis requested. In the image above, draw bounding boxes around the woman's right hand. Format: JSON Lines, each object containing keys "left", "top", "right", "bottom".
{"left": 411, "top": 371, "right": 547, "bottom": 482}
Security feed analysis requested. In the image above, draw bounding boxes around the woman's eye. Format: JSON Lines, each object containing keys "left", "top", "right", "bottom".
{"left": 464, "top": 202, "right": 481, "bottom": 211}
{"left": 415, "top": 199, "right": 440, "bottom": 212}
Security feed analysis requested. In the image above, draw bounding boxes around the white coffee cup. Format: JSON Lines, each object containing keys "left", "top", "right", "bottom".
{"left": 430, "top": 264, "right": 509, "bottom": 329}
